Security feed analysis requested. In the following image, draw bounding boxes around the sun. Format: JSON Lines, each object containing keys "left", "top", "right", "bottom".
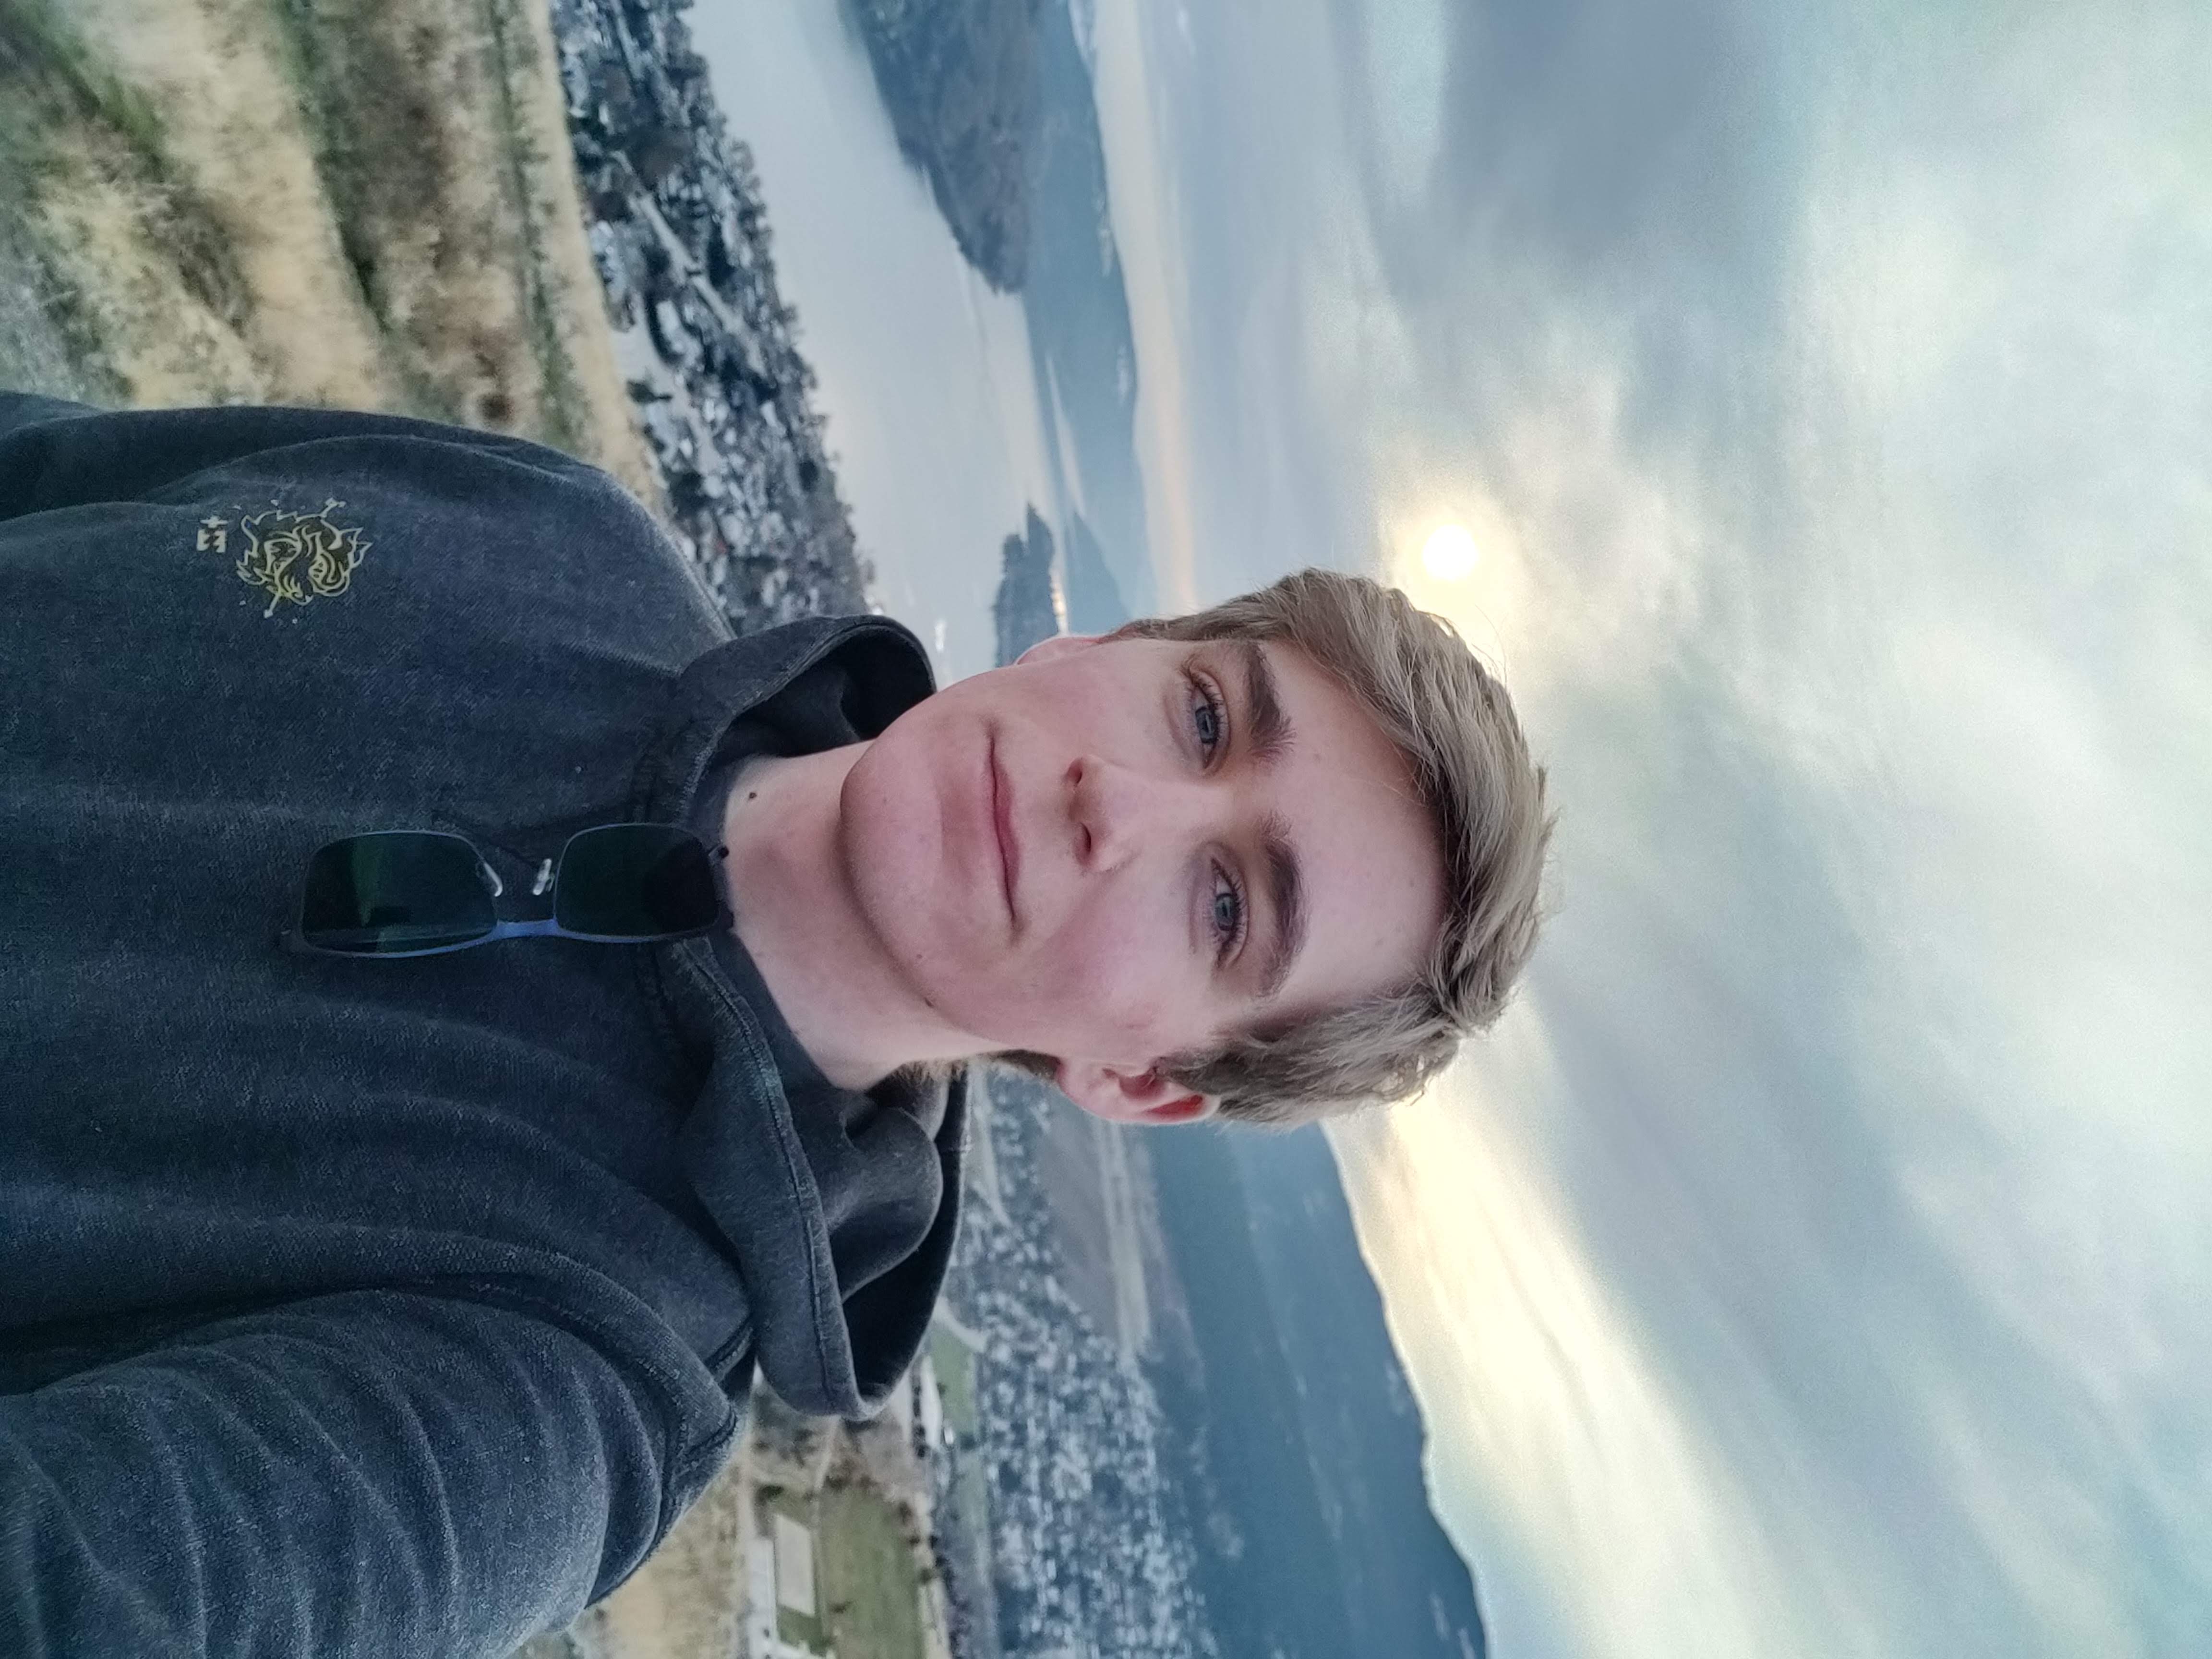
{"left": 1420, "top": 523, "right": 1480, "bottom": 582}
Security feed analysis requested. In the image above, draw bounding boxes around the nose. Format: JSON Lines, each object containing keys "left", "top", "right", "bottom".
{"left": 1067, "top": 753, "right": 1216, "bottom": 872}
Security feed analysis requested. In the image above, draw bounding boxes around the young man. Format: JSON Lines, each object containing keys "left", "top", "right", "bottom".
{"left": 0, "top": 392, "right": 1547, "bottom": 1654}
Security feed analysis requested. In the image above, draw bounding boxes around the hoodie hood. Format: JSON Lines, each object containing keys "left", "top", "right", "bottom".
{"left": 637, "top": 615, "right": 966, "bottom": 1417}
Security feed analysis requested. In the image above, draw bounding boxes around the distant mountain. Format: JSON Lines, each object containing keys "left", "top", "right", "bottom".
{"left": 1148, "top": 1125, "right": 1490, "bottom": 1659}
{"left": 1060, "top": 511, "right": 1128, "bottom": 633}
{"left": 840, "top": 0, "right": 1040, "bottom": 290}
{"left": 992, "top": 505, "right": 1062, "bottom": 665}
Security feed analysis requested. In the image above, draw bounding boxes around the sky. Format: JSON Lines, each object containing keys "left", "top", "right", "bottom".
{"left": 1084, "top": 2, "right": 2211, "bottom": 1656}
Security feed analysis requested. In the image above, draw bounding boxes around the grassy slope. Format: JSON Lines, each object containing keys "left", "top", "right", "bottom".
{"left": 0, "top": 0, "right": 655, "bottom": 500}
{"left": 818, "top": 1482, "right": 931, "bottom": 1659}
{"left": 762, "top": 1475, "right": 930, "bottom": 1659}
{"left": 931, "top": 1325, "right": 981, "bottom": 1438}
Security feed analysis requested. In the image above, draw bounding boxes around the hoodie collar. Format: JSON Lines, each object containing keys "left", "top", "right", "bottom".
{"left": 634, "top": 616, "right": 964, "bottom": 1418}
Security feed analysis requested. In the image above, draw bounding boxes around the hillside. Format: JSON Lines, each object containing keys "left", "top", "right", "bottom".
{"left": 0, "top": 0, "right": 652, "bottom": 498}
{"left": 0, "top": 0, "right": 869, "bottom": 626}
{"left": 840, "top": 0, "right": 1039, "bottom": 291}
{"left": 1148, "top": 1125, "right": 1491, "bottom": 1659}
{"left": 991, "top": 505, "right": 1062, "bottom": 663}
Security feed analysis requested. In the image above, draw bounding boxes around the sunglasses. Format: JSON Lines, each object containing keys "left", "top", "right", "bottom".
{"left": 283, "top": 826, "right": 731, "bottom": 958}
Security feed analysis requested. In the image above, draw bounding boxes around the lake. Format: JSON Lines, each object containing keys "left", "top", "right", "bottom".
{"left": 687, "top": 0, "right": 1063, "bottom": 684}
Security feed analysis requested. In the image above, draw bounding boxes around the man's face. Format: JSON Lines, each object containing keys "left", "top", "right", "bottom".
{"left": 838, "top": 633, "right": 1446, "bottom": 1118}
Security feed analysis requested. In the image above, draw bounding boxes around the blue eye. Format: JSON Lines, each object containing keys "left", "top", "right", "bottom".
{"left": 1190, "top": 675, "right": 1226, "bottom": 757}
{"left": 1210, "top": 866, "right": 1246, "bottom": 958}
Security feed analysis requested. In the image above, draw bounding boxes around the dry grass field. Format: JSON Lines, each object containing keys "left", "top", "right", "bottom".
{"left": 0, "top": 0, "right": 655, "bottom": 499}
{"left": 530, "top": 1402, "right": 943, "bottom": 1659}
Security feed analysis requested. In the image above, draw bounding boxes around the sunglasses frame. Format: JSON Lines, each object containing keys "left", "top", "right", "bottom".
{"left": 281, "top": 826, "right": 732, "bottom": 959}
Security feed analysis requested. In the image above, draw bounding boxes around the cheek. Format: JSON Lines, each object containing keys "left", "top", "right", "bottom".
{"left": 841, "top": 747, "right": 929, "bottom": 890}
{"left": 1010, "top": 893, "right": 1207, "bottom": 1054}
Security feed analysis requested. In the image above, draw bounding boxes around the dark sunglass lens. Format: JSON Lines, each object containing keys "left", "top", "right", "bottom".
{"left": 300, "top": 833, "right": 497, "bottom": 954}
{"left": 553, "top": 826, "right": 719, "bottom": 938}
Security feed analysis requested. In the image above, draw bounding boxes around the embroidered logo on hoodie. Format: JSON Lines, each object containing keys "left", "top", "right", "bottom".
{"left": 197, "top": 500, "right": 371, "bottom": 617}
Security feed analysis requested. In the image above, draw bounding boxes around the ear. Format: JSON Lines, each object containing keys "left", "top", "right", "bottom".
{"left": 1055, "top": 1059, "right": 1217, "bottom": 1126}
{"left": 1014, "top": 631, "right": 1101, "bottom": 667}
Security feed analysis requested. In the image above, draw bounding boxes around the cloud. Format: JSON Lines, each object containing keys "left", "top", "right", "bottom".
{"left": 1112, "top": 0, "right": 1413, "bottom": 599}
{"left": 1130, "top": 0, "right": 2212, "bottom": 1654}
{"left": 1329, "top": 1032, "right": 1862, "bottom": 1659}
{"left": 1332, "top": 0, "right": 1807, "bottom": 460}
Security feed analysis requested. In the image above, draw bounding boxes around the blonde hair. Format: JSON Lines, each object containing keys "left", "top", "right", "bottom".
{"left": 1119, "top": 569, "right": 1551, "bottom": 1125}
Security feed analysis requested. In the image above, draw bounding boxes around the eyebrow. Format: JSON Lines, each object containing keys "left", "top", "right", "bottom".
{"left": 1222, "top": 641, "right": 1303, "bottom": 998}
{"left": 1256, "top": 812, "right": 1306, "bottom": 1002}
{"left": 1235, "top": 639, "right": 1292, "bottom": 766}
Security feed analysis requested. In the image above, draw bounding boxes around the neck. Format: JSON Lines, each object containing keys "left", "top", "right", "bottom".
{"left": 717, "top": 744, "right": 974, "bottom": 1090}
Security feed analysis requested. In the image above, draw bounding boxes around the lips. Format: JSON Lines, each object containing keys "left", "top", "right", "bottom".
{"left": 987, "top": 729, "right": 1020, "bottom": 929}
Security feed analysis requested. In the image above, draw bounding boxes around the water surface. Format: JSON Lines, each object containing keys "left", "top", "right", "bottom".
{"left": 689, "top": 0, "right": 1062, "bottom": 684}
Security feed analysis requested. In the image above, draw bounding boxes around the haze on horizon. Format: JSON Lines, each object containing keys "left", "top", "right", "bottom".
{"left": 1088, "top": 2, "right": 2211, "bottom": 1657}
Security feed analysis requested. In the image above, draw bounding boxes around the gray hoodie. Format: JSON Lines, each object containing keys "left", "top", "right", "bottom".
{"left": 0, "top": 393, "right": 963, "bottom": 1656}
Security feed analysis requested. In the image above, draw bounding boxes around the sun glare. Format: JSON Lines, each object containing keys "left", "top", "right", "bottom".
{"left": 1385, "top": 498, "right": 1528, "bottom": 679}
{"left": 1421, "top": 523, "right": 1480, "bottom": 582}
